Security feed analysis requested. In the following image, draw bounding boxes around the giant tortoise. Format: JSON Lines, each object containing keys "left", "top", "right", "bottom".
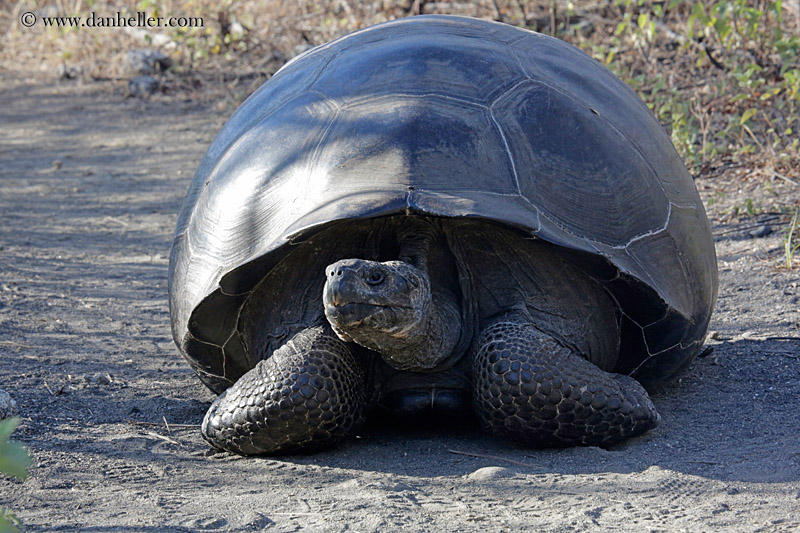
{"left": 168, "top": 15, "right": 718, "bottom": 455}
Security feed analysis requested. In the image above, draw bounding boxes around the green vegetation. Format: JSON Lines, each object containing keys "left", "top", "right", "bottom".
{"left": 590, "top": 0, "right": 799, "bottom": 174}
{"left": 0, "top": 418, "right": 30, "bottom": 533}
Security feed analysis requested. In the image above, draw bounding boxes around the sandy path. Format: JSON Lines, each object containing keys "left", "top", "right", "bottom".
{"left": 1, "top": 75, "right": 798, "bottom": 532}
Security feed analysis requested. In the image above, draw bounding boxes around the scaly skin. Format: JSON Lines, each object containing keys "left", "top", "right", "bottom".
{"left": 473, "top": 316, "right": 660, "bottom": 447}
{"left": 201, "top": 325, "right": 366, "bottom": 455}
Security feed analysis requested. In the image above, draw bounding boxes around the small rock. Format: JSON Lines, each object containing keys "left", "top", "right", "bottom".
{"left": 128, "top": 75, "right": 159, "bottom": 98}
{"left": 749, "top": 225, "right": 772, "bottom": 238}
{"left": 335, "top": 478, "right": 362, "bottom": 490}
{"left": 83, "top": 373, "right": 114, "bottom": 386}
{"left": 229, "top": 21, "right": 245, "bottom": 37}
{"left": 57, "top": 64, "right": 82, "bottom": 80}
{"left": 712, "top": 503, "right": 731, "bottom": 515}
{"left": 0, "top": 390, "right": 18, "bottom": 419}
{"left": 242, "top": 512, "right": 274, "bottom": 530}
{"left": 125, "top": 49, "right": 172, "bottom": 76}
{"left": 383, "top": 481, "right": 414, "bottom": 492}
{"left": 465, "top": 466, "right": 514, "bottom": 481}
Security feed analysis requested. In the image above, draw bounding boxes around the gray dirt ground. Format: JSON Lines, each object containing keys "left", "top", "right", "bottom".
{"left": 1, "top": 74, "right": 799, "bottom": 532}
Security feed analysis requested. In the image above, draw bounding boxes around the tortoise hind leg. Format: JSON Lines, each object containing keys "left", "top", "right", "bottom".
{"left": 473, "top": 317, "right": 659, "bottom": 448}
{"left": 202, "top": 325, "right": 366, "bottom": 455}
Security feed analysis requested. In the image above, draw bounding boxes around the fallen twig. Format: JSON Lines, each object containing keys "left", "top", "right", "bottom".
{"left": 712, "top": 215, "right": 785, "bottom": 237}
{"left": 145, "top": 431, "right": 183, "bottom": 447}
{"left": 0, "top": 340, "right": 33, "bottom": 348}
{"left": 103, "top": 216, "right": 129, "bottom": 227}
{"left": 772, "top": 172, "right": 799, "bottom": 187}
{"left": 124, "top": 419, "right": 199, "bottom": 428}
{"left": 713, "top": 223, "right": 778, "bottom": 237}
{"left": 448, "top": 449, "right": 541, "bottom": 469}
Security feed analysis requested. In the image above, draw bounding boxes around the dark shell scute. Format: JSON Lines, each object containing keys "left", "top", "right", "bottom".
{"left": 491, "top": 80, "right": 670, "bottom": 247}
{"left": 314, "top": 96, "right": 517, "bottom": 197}
{"left": 312, "top": 23, "right": 527, "bottom": 106}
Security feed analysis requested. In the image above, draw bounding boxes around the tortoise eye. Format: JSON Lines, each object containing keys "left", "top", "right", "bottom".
{"left": 366, "top": 270, "right": 385, "bottom": 285}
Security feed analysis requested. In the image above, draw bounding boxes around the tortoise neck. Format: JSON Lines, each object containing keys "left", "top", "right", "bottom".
{"left": 397, "top": 217, "right": 437, "bottom": 271}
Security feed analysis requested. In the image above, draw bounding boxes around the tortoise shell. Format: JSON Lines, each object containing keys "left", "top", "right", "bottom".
{"left": 169, "top": 15, "right": 717, "bottom": 394}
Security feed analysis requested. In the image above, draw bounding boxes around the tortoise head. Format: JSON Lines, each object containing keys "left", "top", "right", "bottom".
{"left": 323, "top": 258, "right": 431, "bottom": 347}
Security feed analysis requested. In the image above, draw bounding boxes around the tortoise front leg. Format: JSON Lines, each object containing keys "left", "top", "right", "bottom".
{"left": 473, "top": 317, "right": 659, "bottom": 448}
{"left": 202, "top": 325, "right": 366, "bottom": 455}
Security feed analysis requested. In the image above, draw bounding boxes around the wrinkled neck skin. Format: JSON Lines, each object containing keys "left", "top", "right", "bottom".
{"left": 323, "top": 221, "right": 461, "bottom": 372}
